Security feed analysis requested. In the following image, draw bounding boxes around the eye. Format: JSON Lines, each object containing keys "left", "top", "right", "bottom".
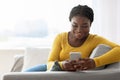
{"left": 81, "top": 25, "right": 88, "bottom": 28}
{"left": 72, "top": 24, "right": 78, "bottom": 28}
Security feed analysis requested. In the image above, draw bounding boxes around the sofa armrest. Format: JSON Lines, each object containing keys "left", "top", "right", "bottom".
{"left": 2, "top": 69, "right": 120, "bottom": 80}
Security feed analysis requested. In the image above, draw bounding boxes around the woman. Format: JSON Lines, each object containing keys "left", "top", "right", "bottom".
{"left": 24, "top": 4, "right": 120, "bottom": 72}
{"left": 47, "top": 4, "right": 120, "bottom": 71}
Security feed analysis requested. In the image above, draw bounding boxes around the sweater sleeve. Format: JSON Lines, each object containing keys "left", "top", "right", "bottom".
{"left": 94, "top": 46, "right": 120, "bottom": 67}
{"left": 93, "top": 36, "right": 120, "bottom": 67}
{"left": 47, "top": 33, "right": 63, "bottom": 70}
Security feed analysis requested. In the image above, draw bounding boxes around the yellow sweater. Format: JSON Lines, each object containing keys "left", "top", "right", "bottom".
{"left": 47, "top": 32, "right": 120, "bottom": 70}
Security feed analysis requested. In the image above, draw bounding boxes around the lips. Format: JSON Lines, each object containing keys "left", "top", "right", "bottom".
{"left": 75, "top": 33, "right": 82, "bottom": 39}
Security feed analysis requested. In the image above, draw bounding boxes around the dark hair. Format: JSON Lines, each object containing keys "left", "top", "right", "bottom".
{"left": 69, "top": 5, "right": 94, "bottom": 23}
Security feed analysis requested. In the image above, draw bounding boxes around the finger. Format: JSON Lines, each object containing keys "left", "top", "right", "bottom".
{"left": 70, "top": 60, "right": 76, "bottom": 63}
{"left": 82, "top": 66, "right": 88, "bottom": 70}
{"left": 73, "top": 64, "right": 83, "bottom": 71}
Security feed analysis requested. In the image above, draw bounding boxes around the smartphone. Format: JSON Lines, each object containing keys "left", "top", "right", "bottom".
{"left": 70, "top": 52, "right": 81, "bottom": 60}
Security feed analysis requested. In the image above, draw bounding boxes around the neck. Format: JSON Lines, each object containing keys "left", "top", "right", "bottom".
{"left": 68, "top": 32, "right": 89, "bottom": 47}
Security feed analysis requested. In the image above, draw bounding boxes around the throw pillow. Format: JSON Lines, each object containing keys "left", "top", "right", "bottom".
{"left": 11, "top": 55, "right": 24, "bottom": 72}
{"left": 22, "top": 47, "right": 50, "bottom": 72}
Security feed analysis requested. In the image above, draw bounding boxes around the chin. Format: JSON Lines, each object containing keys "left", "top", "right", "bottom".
{"left": 75, "top": 36, "right": 83, "bottom": 40}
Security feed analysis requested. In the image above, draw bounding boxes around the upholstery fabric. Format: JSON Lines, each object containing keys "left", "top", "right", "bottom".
{"left": 22, "top": 47, "right": 50, "bottom": 71}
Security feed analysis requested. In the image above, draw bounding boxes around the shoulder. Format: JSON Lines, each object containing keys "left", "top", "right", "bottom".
{"left": 88, "top": 34, "right": 109, "bottom": 43}
{"left": 56, "top": 32, "right": 68, "bottom": 38}
{"left": 53, "top": 32, "right": 68, "bottom": 42}
{"left": 89, "top": 34, "right": 106, "bottom": 40}
{"left": 89, "top": 34, "right": 113, "bottom": 44}
{"left": 58, "top": 32, "right": 68, "bottom": 36}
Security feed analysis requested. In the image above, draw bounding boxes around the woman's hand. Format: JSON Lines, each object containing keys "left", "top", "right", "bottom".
{"left": 73, "top": 58, "right": 96, "bottom": 71}
{"left": 62, "top": 58, "right": 96, "bottom": 71}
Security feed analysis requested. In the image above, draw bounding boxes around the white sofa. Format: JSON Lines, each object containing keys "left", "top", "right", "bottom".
{"left": 2, "top": 45, "right": 120, "bottom": 80}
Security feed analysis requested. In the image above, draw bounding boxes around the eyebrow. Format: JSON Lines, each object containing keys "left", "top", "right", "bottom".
{"left": 82, "top": 23, "right": 88, "bottom": 25}
{"left": 72, "top": 22, "right": 88, "bottom": 25}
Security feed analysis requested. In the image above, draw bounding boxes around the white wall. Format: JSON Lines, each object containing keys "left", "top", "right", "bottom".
{"left": 91, "top": 0, "right": 120, "bottom": 44}
{"left": 0, "top": 49, "right": 24, "bottom": 74}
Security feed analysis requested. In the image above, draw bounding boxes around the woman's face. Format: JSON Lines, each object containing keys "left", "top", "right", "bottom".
{"left": 70, "top": 16, "right": 91, "bottom": 40}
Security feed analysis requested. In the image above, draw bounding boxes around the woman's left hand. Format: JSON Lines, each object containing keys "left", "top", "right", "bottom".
{"left": 73, "top": 58, "right": 96, "bottom": 71}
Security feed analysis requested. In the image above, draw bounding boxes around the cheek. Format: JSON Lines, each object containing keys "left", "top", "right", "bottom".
{"left": 84, "top": 29, "right": 90, "bottom": 35}
{"left": 85, "top": 28, "right": 90, "bottom": 32}
{"left": 71, "top": 28, "right": 76, "bottom": 33}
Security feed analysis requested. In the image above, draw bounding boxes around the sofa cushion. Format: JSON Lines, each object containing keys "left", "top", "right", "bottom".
{"left": 22, "top": 47, "right": 50, "bottom": 71}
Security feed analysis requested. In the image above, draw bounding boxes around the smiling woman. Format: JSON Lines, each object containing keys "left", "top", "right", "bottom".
{"left": 0, "top": 0, "right": 92, "bottom": 48}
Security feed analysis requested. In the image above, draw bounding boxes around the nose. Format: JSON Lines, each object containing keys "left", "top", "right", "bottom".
{"left": 77, "top": 27, "right": 82, "bottom": 33}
